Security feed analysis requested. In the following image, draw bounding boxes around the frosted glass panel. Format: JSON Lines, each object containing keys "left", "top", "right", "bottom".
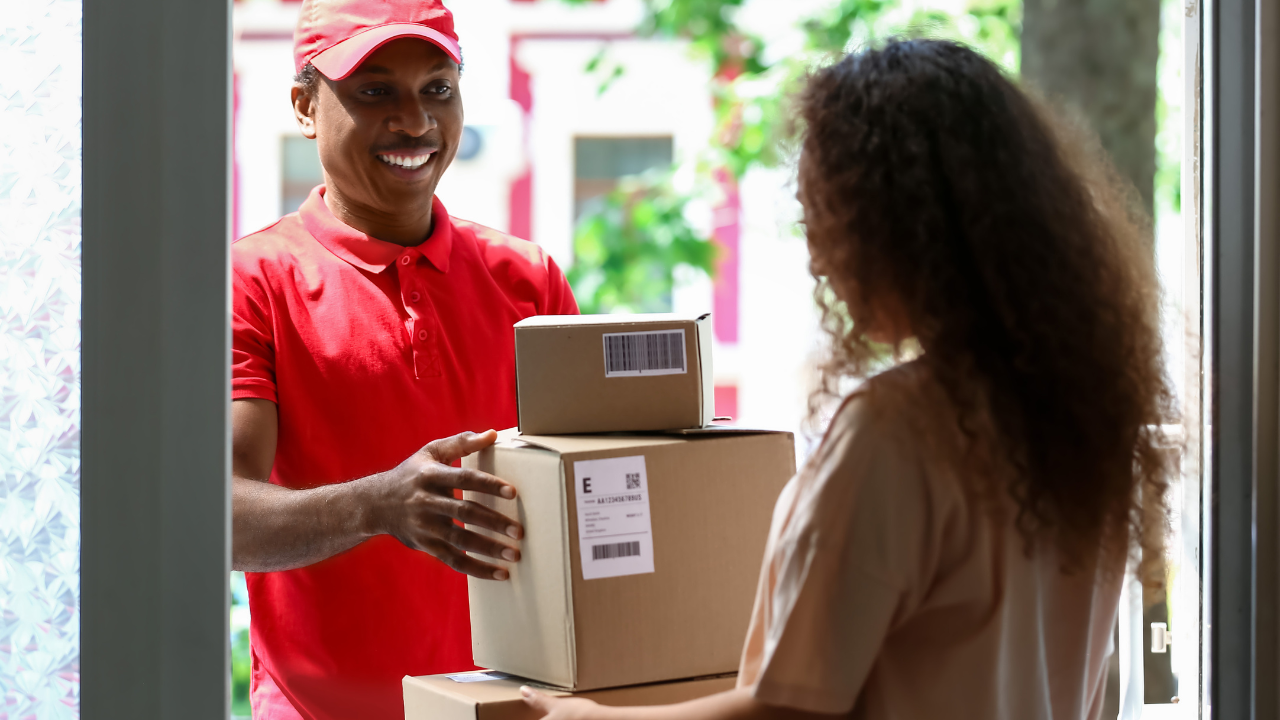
{"left": 0, "top": 1, "right": 83, "bottom": 717}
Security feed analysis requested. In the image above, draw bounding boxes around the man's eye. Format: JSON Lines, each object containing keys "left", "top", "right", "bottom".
{"left": 426, "top": 84, "right": 452, "bottom": 96}
{"left": 361, "top": 88, "right": 389, "bottom": 97}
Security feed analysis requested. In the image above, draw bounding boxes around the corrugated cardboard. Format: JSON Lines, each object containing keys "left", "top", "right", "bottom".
{"left": 463, "top": 430, "right": 795, "bottom": 691}
{"left": 514, "top": 313, "right": 714, "bottom": 435}
{"left": 403, "top": 672, "right": 737, "bottom": 720}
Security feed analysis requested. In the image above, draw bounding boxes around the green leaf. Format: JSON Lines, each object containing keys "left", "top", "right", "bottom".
{"left": 568, "top": 170, "right": 718, "bottom": 315}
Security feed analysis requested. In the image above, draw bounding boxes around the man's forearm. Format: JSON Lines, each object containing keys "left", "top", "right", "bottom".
{"left": 232, "top": 474, "right": 382, "bottom": 572}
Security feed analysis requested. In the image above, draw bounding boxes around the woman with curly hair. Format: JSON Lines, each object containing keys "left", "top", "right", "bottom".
{"left": 525, "top": 38, "right": 1174, "bottom": 720}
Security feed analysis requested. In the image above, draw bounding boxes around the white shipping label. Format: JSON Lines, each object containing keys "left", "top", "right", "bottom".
{"left": 573, "top": 455, "right": 656, "bottom": 580}
{"left": 602, "top": 330, "right": 687, "bottom": 377}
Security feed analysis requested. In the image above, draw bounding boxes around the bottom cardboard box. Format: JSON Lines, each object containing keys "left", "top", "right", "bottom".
{"left": 403, "top": 671, "right": 737, "bottom": 720}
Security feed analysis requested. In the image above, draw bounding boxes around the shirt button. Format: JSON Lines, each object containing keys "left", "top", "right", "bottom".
{"left": 409, "top": 291, "right": 421, "bottom": 303}
{"left": 400, "top": 256, "right": 412, "bottom": 266}
{"left": 418, "top": 330, "right": 428, "bottom": 342}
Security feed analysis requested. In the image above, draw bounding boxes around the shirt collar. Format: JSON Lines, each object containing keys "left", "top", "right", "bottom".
{"left": 299, "top": 185, "right": 454, "bottom": 274}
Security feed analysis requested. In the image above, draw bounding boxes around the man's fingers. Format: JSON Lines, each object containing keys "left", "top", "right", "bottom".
{"left": 439, "top": 495, "right": 523, "bottom": 540}
{"left": 430, "top": 461, "right": 519, "bottom": 502}
{"left": 445, "top": 524, "right": 521, "bottom": 563}
{"left": 436, "top": 465, "right": 517, "bottom": 501}
{"left": 425, "top": 429, "right": 498, "bottom": 465}
{"left": 426, "top": 541, "right": 511, "bottom": 581}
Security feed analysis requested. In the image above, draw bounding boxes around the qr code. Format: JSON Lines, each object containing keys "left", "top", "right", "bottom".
{"left": 625, "top": 473, "right": 641, "bottom": 489}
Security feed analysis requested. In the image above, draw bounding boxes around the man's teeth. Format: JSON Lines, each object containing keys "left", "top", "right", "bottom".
{"left": 378, "top": 153, "right": 432, "bottom": 169}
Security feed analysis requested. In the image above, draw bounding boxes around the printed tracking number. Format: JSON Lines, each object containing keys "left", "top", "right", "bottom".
{"left": 592, "top": 541, "right": 642, "bottom": 560}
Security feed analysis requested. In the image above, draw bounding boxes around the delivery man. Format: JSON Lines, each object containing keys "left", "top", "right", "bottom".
{"left": 230, "top": 1, "right": 579, "bottom": 717}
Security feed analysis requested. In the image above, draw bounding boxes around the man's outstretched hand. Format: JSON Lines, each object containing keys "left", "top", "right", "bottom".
{"left": 370, "top": 429, "right": 523, "bottom": 580}
{"left": 232, "top": 398, "right": 524, "bottom": 576}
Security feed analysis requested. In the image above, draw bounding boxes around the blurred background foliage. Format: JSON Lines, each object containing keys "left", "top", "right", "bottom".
{"left": 643, "top": 0, "right": 1021, "bottom": 174}
{"left": 562, "top": 0, "right": 1176, "bottom": 315}
{"left": 563, "top": 0, "right": 1025, "bottom": 314}
{"left": 231, "top": 571, "right": 251, "bottom": 715}
{"left": 568, "top": 171, "right": 718, "bottom": 314}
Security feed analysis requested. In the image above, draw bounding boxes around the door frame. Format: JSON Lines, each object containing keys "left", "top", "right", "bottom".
{"left": 81, "top": 0, "right": 231, "bottom": 715}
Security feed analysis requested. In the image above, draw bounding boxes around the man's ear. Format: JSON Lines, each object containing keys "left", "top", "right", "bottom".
{"left": 291, "top": 84, "right": 318, "bottom": 140}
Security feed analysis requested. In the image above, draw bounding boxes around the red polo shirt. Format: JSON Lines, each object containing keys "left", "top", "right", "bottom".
{"left": 232, "top": 186, "right": 578, "bottom": 720}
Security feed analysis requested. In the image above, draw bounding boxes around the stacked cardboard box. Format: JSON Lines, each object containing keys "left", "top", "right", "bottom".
{"left": 514, "top": 313, "right": 717, "bottom": 435}
{"left": 407, "top": 314, "right": 795, "bottom": 714}
{"left": 404, "top": 671, "right": 737, "bottom": 720}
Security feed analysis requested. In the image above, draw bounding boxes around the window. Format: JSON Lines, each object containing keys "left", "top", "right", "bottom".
{"left": 573, "top": 136, "right": 673, "bottom": 221}
{"left": 0, "top": 1, "right": 83, "bottom": 715}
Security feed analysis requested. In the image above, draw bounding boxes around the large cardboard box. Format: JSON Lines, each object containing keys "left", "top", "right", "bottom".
{"left": 463, "top": 430, "right": 795, "bottom": 691}
{"left": 403, "top": 671, "right": 737, "bottom": 720}
{"left": 515, "top": 313, "right": 715, "bottom": 435}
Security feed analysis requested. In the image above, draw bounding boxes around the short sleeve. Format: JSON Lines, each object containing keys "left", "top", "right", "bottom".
{"left": 231, "top": 263, "right": 278, "bottom": 404}
{"left": 745, "top": 396, "right": 933, "bottom": 714}
{"left": 543, "top": 254, "right": 580, "bottom": 316}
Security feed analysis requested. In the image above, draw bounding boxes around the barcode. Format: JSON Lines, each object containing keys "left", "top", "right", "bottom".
{"left": 602, "top": 330, "right": 686, "bottom": 377}
{"left": 592, "top": 541, "right": 642, "bottom": 561}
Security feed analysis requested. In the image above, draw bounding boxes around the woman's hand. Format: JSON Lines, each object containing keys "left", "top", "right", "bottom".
{"left": 522, "top": 686, "right": 611, "bottom": 720}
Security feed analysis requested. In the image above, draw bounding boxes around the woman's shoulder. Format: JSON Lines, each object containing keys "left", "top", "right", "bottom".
{"left": 790, "top": 361, "right": 974, "bottom": 590}
{"left": 807, "top": 359, "right": 979, "bottom": 519}
{"left": 829, "top": 360, "right": 953, "bottom": 443}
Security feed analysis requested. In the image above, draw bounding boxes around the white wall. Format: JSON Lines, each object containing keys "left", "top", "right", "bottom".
{"left": 736, "top": 167, "right": 824, "bottom": 450}
{"left": 517, "top": 37, "right": 714, "bottom": 268}
{"left": 233, "top": 33, "right": 295, "bottom": 238}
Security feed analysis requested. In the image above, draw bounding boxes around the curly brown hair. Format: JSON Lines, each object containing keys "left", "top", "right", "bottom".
{"left": 799, "top": 39, "right": 1173, "bottom": 586}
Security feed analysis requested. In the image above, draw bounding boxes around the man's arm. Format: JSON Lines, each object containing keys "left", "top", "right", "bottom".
{"left": 232, "top": 398, "right": 523, "bottom": 576}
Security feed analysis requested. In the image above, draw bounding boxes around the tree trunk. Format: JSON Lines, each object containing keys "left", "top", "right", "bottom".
{"left": 1022, "top": 3, "right": 1168, "bottom": 713}
{"left": 1021, "top": 0, "right": 1160, "bottom": 214}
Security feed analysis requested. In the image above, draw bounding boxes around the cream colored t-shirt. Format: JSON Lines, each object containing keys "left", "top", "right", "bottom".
{"left": 738, "top": 364, "right": 1121, "bottom": 718}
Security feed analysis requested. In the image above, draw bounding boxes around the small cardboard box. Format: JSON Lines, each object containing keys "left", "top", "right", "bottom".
{"left": 514, "top": 313, "right": 715, "bottom": 435}
{"left": 403, "top": 671, "right": 737, "bottom": 720}
{"left": 463, "top": 429, "right": 795, "bottom": 691}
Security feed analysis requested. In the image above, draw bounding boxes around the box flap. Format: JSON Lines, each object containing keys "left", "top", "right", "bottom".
{"left": 516, "top": 434, "right": 687, "bottom": 456}
{"left": 515, "top": 313, "right": 706, "bottom": 329}
{"left": 695, "top": 315, "right": 714, "bottom": 426}
{"left": 661, "top": 425, "right": 787, "bottom": 436}
{"left": 491, "top": 428, "right": 560, "bottom": 454}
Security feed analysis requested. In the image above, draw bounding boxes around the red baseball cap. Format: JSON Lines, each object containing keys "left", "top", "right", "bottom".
{"left": 293, "top": 0, "right": 463, "bottom": 81}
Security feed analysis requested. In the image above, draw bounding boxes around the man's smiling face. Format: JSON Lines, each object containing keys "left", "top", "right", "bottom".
{"left": 293, "top": 37, "right": 462, "bottom": 239}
